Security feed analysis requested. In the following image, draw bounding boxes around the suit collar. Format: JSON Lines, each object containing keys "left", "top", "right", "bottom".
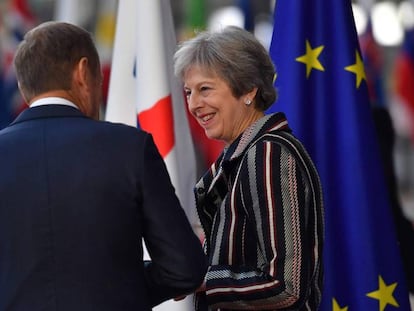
{"left": 10, "top": 104, "right": 88, "bottom": 126}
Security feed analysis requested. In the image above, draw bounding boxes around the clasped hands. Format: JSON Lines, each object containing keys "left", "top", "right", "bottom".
{"left": 174, "top": 280, "right": 206, "bottom": 301}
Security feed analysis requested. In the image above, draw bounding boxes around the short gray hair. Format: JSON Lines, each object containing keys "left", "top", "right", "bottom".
{"left": 174, "top": 26, "right": 277, "bottom": 111}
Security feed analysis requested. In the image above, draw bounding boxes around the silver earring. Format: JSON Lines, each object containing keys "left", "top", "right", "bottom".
{"left": 245, "top": 99, "right": 252, "bottom": 106}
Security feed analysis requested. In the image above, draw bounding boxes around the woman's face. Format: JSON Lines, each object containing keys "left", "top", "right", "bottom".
{"left": 183, "top": 66, "right": 259, "bottom": 145}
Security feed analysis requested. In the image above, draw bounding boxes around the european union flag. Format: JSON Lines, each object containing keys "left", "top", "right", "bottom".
{"left": 268, "top": 1, "right": 412, "bottom": 310}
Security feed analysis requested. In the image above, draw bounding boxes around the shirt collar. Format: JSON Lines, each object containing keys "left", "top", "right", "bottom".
{"left": 30, "top": 97, "right": 79, "bottom": 109}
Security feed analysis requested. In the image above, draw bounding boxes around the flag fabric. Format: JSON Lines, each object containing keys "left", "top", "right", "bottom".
{"left": 393, "top": 28, "right": 414, "bottom": 143}
{"left": 135, "top": 0, "right": 198, "bottom": 231}
{"left": 105, "top": 1, "right": 198, "bottom": 310}
{"left": 0, "top": 0, "right": 35, "bottom": 130}
{"left": 104, "top": 0, "right": 137, "bottom": 127}
{"left": 236, "top": 0, "right": 254, "bottom": 31}
{"left": 268, "top": 1, "right": 411, "bottom": 310}
{"left": 359, "top": 25, "right": 386, "bottom": 108}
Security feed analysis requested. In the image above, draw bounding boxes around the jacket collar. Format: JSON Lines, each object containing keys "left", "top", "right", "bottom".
{"left": 201, "top": 112, "right": 290, "bottom": 194}
{"left": 194, "top": 112, "right": 291, "bottom": 240}
{"left": 223, "top": 112, "right": 290, "bottom": 162}
{"left": 10, "top": 104, "right": 88, "bottom": 126}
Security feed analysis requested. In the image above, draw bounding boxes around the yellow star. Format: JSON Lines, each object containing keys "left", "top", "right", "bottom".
{"left": 332, "top": 298, "right": 348, "bottom": 311}
{"left": 366, "top": 275, "right": 399, "bottom": 311}
{"left": 344, "top": 50, "right": 366, "bottom": 88}
{"left": 296, "top": 40, "right": 325, "bottom": 78}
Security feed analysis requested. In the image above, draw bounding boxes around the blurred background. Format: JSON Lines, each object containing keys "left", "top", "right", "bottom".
{"left": 1, "top": 0, "right": 414, "bottom": 228}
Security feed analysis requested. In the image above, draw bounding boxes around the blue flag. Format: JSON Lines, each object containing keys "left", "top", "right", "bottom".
{"left": 268, "top": 1, "right": 411, "bottom": 310}
{"left": 236, "top": 0, "right": 254, "bottom": 31}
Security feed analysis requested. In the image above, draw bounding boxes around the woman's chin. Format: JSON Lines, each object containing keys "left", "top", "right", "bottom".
{"left": 204, "top": 130, "right": 218, "bottom": 141}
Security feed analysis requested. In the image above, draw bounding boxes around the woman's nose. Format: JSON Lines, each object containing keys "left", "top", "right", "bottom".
{"left": 187, "top": 92, "right": 200, "bottom": 112}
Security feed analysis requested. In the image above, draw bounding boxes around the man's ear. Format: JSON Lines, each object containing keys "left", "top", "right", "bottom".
{"left": 71, "top": 57, "right": 95, "bottom": 117}
{"left": 72, "top": 57, "right": 89, "bottom": 89}
{"left": 17, "top": 81, "right": 29, "bottom": 104}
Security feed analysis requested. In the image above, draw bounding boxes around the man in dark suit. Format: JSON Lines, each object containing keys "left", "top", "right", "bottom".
{"left": 0, "top": 21, "right": 207, "bottom": 310}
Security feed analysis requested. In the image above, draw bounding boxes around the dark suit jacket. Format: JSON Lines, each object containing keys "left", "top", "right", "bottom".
{"left": 0, "top": 104, "right": 207, "bottom": 310}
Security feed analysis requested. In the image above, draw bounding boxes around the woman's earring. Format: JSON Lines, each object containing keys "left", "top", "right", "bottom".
{"left": 245, "top": 99, "right": 252, "bottom": 106}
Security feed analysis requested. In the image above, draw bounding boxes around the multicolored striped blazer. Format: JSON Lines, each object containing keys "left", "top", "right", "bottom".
{"left": 194, "top": 113, "right": 324, "bottom": 311}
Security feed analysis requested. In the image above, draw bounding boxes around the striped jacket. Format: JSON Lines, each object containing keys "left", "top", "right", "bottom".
{"left": 194, "top": 113, "right": 324, "bottom": 310}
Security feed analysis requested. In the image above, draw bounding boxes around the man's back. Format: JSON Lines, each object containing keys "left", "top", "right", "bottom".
{"left": 0, "top": 105, "right": 206, "bottom": 310}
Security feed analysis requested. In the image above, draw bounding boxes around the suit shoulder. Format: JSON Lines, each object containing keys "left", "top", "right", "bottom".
{"left": 97, "top": 120, "right": 150, "bottom": 140}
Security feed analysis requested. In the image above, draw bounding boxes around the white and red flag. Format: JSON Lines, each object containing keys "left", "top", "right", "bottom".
{"left": 105, "top": 1, "right": 198, "bottom": 309}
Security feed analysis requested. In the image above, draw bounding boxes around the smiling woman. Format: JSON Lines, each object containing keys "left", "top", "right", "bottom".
{"left": 174, "top": 26, "right": 325, "bottom": 311}
{"left": 182, "top": 65, "right": 262, "bottom": 144}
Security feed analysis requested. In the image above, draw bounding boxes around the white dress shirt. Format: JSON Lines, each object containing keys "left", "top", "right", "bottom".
{"left": 30, "top": 97, "right": 79, "bottom": 109}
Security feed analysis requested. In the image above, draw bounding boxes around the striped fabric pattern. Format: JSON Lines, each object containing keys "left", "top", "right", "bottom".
{"left": 194, "top": 113, "right": 324, "bottom": 311}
